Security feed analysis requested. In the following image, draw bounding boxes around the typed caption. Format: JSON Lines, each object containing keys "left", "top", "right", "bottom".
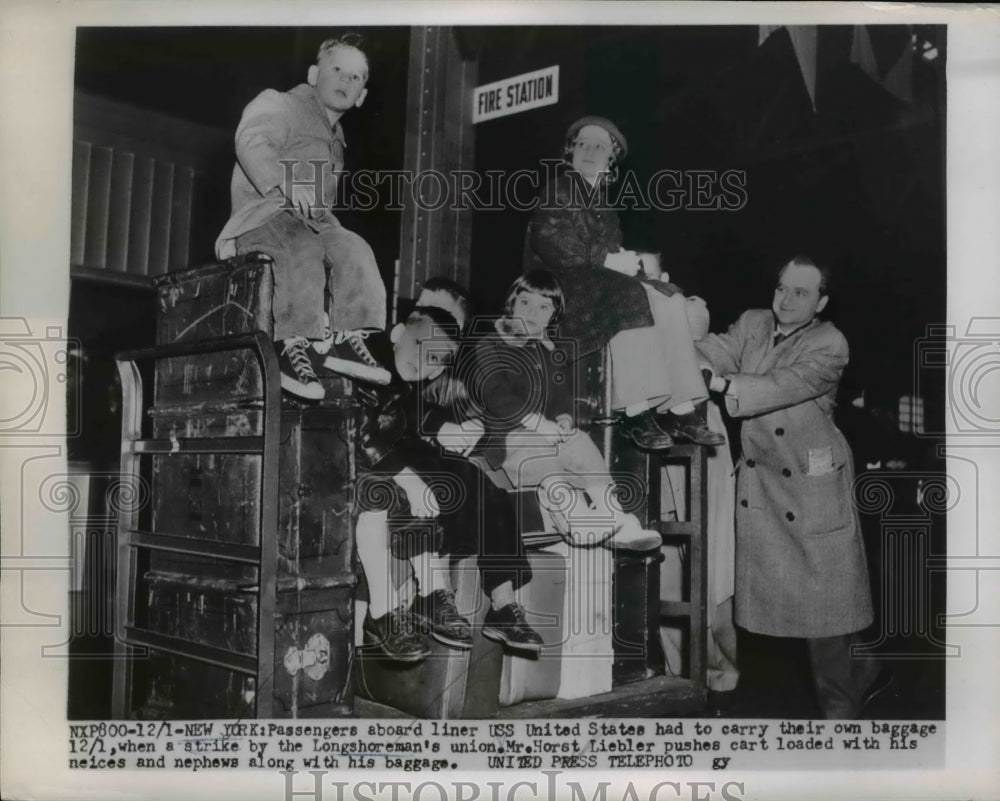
{"left": 66, "top": 718, "right": 943, "bottom": 773}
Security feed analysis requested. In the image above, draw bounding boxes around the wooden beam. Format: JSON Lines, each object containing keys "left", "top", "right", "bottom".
{"left": 71, "top": 266, "right": 155, "bottom": 292}
{"left": 397, "top": 27, "right": 478, "bottom": 318}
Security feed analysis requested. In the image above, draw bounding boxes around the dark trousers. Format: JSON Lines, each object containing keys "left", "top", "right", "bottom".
{"left": 806, "top": 633, "right": 880, "bottom": 719}
{"left": 360, "top": 440, "right": 532, "bottom": 596}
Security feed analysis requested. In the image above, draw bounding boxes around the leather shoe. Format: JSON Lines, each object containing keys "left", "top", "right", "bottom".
{"left": 861, "top": 667, "right": 894, "bottom": 711}
{"left": 622, "top": 411, "right": 675, "bottom": 451}
{"left": 362, "top": 607, "right": 430, "bottom": 663}
{"left": 482, "top": 603, "right": 544, "bottom": 653}
{"left": 658, "top": 404, "right": 725, "bottom": 446}
{"left": 411, "top": 589, "right": 473, "bottom": 650}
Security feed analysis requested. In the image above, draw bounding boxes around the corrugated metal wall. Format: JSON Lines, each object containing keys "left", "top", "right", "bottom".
{"left": 71, "top": 92, "right": 229, "bottom": 282}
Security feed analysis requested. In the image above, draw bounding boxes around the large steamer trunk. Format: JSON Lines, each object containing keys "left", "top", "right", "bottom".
{"left": 154, "top": 254, "right": 351, "bottom": 405}
{"left": 138, "top": 583, "right": 354, "bottom": 718}
{"left": 147, "top": 406, "right": 356, "bottom": 580}
{"left": 117, "top": 255, "right": 359, "bottom": 719}
{"left": 136, "top": 405, "right": 358, "bottom": 718}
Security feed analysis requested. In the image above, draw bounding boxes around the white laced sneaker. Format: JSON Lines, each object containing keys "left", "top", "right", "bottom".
{"left": 278, "top": 337, "right": 324, "bottom": 400}
{"left": 321, "top": 329, "right": 391, "bottom": 386}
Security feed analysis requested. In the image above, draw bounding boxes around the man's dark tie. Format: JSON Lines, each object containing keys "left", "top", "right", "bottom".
{"left": 773, "top": 332, "right": 787, "bottom": 347}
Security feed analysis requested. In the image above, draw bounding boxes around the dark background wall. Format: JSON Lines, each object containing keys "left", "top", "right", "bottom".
{"left": 67, "top": 24, "right": 948, "bottom": 720}
{"left": 465, "top": 25, "right": 945, "bottom": 427}
{"left": 70, "top": 27, "right": 413, "bottom": 463}
{"left": 72, "top": 24, "right": 946, "bottom": 442}
{"left": 74, "top": 26, "right": 412, "bottom": 290}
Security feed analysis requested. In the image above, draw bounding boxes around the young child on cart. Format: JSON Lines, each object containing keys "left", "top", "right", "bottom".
{"left": 465, "top": 270, "right": 662, "bottom": 551}
{"left": 215, "top": 32, "right": 387, "bottom": 402}
{"left": 352, "top": 306, "right": 543, "bottom": 662}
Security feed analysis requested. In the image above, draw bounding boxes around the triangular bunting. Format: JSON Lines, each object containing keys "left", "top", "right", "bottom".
{"left": 759, "top": 25, "right": 783, "bottom": 46}
{"left": 758, "top": 25, "right": 818, "bottom": 110}
{"left": 785, "top": 26, "right": 818, "bottom": 111}
{"left": 851, "top": 25, "right": 914, "bottom": 105}
{"left": 867, "top": 26, "right": 911, "bottom": 78}
{"left": 850, "top": 25, "right": 880, "bottom": 80}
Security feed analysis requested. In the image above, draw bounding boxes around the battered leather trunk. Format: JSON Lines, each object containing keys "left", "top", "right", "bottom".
{"left": 154, "top": 254, "right": 350, "bottom": 406}
{"left": 137, "top": 652, "right": 256, "bottom": 720}
{"left": 140, "top": 581, "right": 354, "bottom": 718}
{"left": 118, "top": 254, "right": 362, "bottom": 718}
{"left": 148, "top": 406, "right": 356, "bottom": 579}
{"left": 612, "top": 548, "right": 666, "bottom": 686}
{"left": 137, "top": 403, "right": 358, "bottom": 718}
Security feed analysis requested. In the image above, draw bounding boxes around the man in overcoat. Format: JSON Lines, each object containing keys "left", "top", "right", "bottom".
{"left": 696, "top": 256, "right": 889, "bottom": 718}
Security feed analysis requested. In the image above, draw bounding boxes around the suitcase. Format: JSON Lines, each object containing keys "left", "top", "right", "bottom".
{"left": 498, "top": 547, "right": 567, "bottom": 707}
{"left": 273, "top": 585, "right": 355, "bottom": 716}
{"left": 497, "top": 543, "right": 616, "bottom": 705}
{"left": 573, "top": 347, "right": 668, "bottom": 686}
{"left": 557, "top": 543, "right": 614, "bottom": 700}
{"left": 354, "top": 556, "right": 503, "bottom": 719}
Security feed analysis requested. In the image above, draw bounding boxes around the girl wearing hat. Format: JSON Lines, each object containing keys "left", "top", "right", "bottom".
{"left": 523, "top": 116, "right": 722, "bottom": 450}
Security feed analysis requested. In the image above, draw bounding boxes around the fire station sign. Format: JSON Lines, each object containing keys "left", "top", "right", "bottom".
{"left": 473, "top": 65, "right": 560, "bottom": 123}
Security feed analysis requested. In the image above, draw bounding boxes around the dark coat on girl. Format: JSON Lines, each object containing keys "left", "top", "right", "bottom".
{"left": 466, "top": 319, "right": 574, "bottom": 470}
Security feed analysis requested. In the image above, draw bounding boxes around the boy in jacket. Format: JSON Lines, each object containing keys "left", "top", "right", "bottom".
{"left": 216, "top": 33, "right": 387, "bottom": 402}
{"left": 354, "top": 306, "right": 543, "bottom": 660}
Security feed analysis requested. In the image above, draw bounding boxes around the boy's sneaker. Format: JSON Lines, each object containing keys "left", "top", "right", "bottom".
{"left": 361, "top": 607, "right": 430, "bottom": 663}
{"left": 278, "top": 337, "right": 324, "bottom": 400}
{"left": 482, "top": 602, "right": 544, "bottom": 653}
{"left": 411, "top": 589, "right": 473, "bottom": 650}
{"left": 317, "top": 330, "right": 392, "bottom": 386}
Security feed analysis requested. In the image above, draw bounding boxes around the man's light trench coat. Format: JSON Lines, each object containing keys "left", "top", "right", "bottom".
{"left": 697, "top": 309, "right": 873, "bottom": 638}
